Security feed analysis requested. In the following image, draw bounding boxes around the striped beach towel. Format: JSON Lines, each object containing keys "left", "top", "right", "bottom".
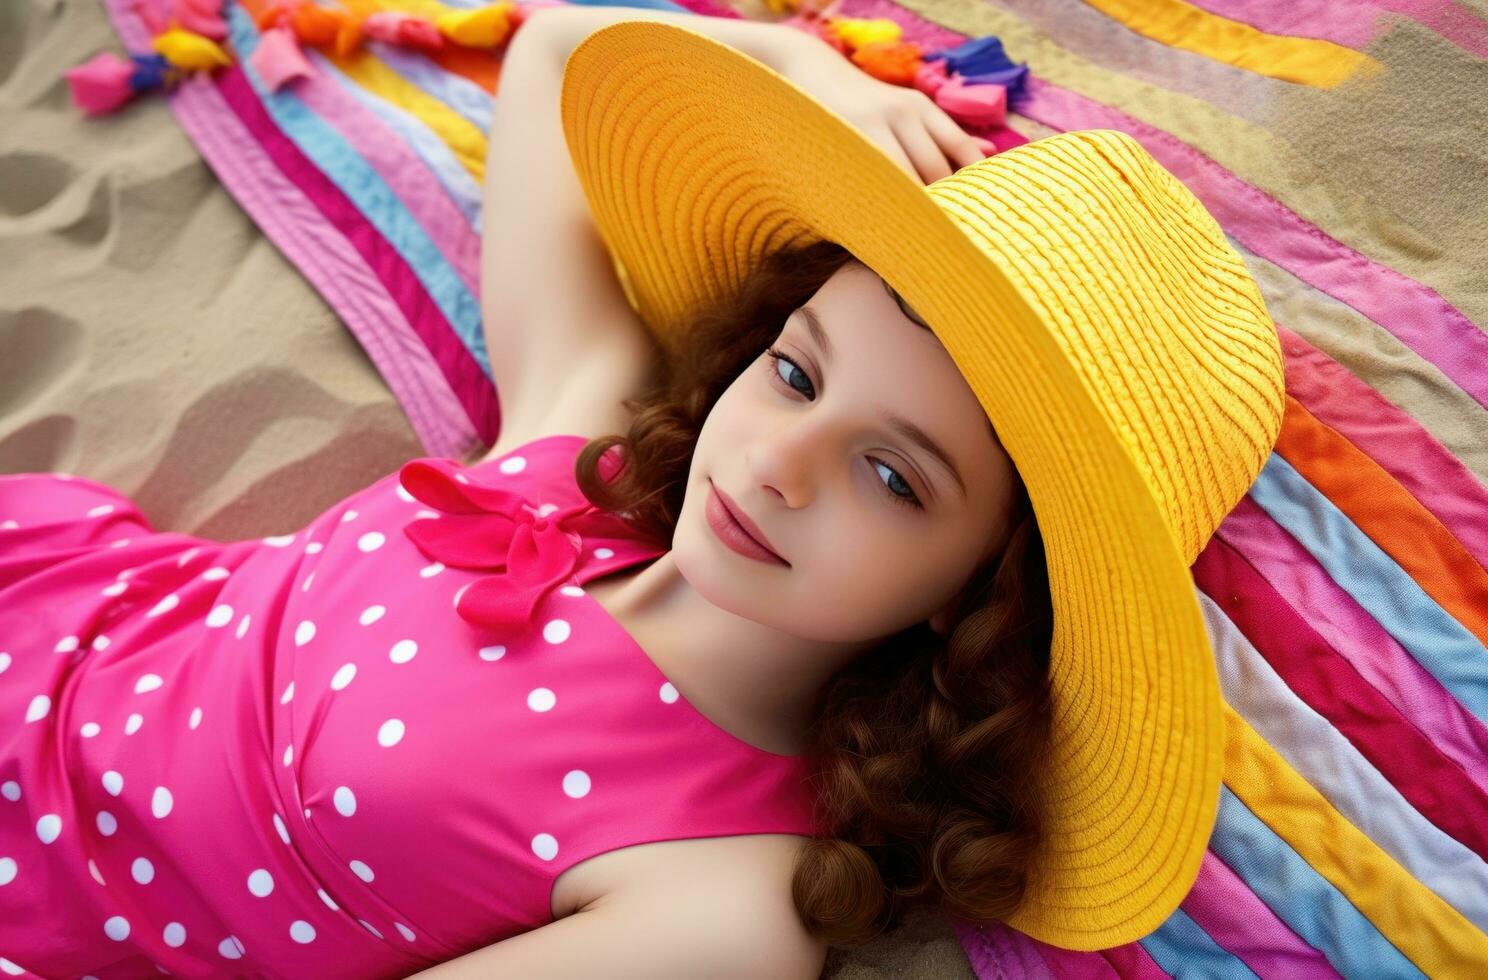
{"left": 97, "top": 0, "right": 1488, "bottom": 975}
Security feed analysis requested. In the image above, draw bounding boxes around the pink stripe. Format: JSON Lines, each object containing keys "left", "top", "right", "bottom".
{"left": 948, "top": 916, "right": 1055, "bottom": 979}
{"left": 212, "top": 65, "right": 501, "bottom": 449}
{"left": 1278, "top": 324, "right": 1488, "bottom": 570}
{"left": 1188, "top": 0, "right": 1488, "bottom": 58}
{"left": 1181, "top": 850, "right": 1340, "bottom": 978}
{"left": 1215, "top": 496, "right": 1488, "bottom": 790}
{"left": 289, "top": 52, "right": 481, "bottom": 298}
{"left": 1013, "top": 77, "right": 1488, "bottom": 414}
{"left": 1026, "top": 936, "right": 1124, "bottom": 978}
{"left": 1097, "top": 943, "right": 1170, "bottom": 979}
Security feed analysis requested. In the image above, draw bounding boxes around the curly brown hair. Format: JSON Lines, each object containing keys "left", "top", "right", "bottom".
{"left": 571, "top": 238, "right": 1057, "bottom": 949}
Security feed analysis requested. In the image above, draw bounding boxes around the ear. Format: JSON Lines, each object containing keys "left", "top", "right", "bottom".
{"left": 928, "top": 586, "right": 966, "bottom": 637}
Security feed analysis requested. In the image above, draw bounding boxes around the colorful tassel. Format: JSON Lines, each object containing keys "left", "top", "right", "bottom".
{"left": 171, "top": 0, "right": 228, "bottom": 41}
{"left": 932, "top": 75, "right": 1007, "bottom": 127}
{"left": 849, "top": 40, "right": 921, "bottom": 86}
{"left": 250, "top": 26, "right": 314, "bottom": 92}
{"left": 828, "top": 16, "right": 901, "bottom": 49}
{"left": 291, "top": 3, "right": 345, "bottom": 47}
{"left": 362, "top": 11, "right": 444, "bottom": 52}
{"left": 64, "top": 51, "right": 140, "bottom": 115}
{"left": 436, "top": 3, "right": 516, "bottom": 49}
{"left": 924, "top": 35, "right": 1028, "bottom": 102}
{"left": 152, "top": 27, "right": 233, "bottom": 71}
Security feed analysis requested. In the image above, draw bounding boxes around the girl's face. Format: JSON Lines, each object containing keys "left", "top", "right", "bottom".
{"left": 674, "top": 261, "right": 1022, "bottom": 643}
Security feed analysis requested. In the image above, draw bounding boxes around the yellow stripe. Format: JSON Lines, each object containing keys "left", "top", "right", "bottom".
{"left": 1080, "top": 0, "right": 1381, "bottom": 88}
{"left": 325, "top": 47, "right": 487, "bottom": 181}
{"left": 1222, "top": 703, "right": 1488, "bottom": 974}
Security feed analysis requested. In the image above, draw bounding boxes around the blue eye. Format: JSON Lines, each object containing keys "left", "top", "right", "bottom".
{"left": 762, "top": 347, "right": 924, "bottom": 511}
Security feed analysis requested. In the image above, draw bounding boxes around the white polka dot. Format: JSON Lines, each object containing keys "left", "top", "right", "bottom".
{"left": 53, "top": 635, "right": 79, "bottom": 654}
{"left": 537, "top": 503, "right": 560, "bottom": 517}
{"left": 341, "top": 510, "right": 359, "bottom": 523}
{"left": 163, "top": 922, "right": 186, "bottom": 947}
{"left": 377, "top": 719, "right": 405, "bottom": 747}
{"left": 659, "top": 682, "right": 680, "bottom": 704}
{"left": 0, "top": 653, "right": 9, "bottom": 673}
{"left": 318, "top": 887, "right": 339, "bottom": 911}
{"left": 531, "top": 833, "right": 558, "bottom": 860}
{"left": 359, "top": 919, "right": 383, "bottom": 939}
{"left": 306, "top": 541, "right": 324, "bottom": 555}
{"left": 0, "top": 781, "right": 17, "bottom": 801}
{"left": 562, "top": 770, "right": 591, "bottom": 798}
{"left": 419, "top": 562, "right": 445, "bottom": 578}
{"left": 542, "top": 620, "right": 571, "bottom": 644}
{"left": 305, "top": 807, "right": 311, "bottom": 819}
{"left": 134, "top": 673, "right": 163, "bottom": 695}
{"left": 279, "top": 681, "right": 295, "bottom": 705}
{"left": 104, "top": 916, "right": 130, "bottom": 941}
{"left": 290, "top": 920, "right": 316, "bottom": 943}
{"left": 359, "top": 605, "right": 386, "bottom": 626}
{"left": 284, "top": 744, "right": 293, "bottom": 767}
{"left": 124, "top": 713, "right": 143, "bottom": 735}
{"left": 96, "top": 811, "right": 117, "bottom": 836}
{"left": 499, "top": 456, "right": 527, "bottom": 474}
{"left": 330, "top": 663, "right": 357, "bottom": 690}
{"left": 202, "top": 567, "right": 230, "bottom": 581}
{"left": 263, "top": 534, "right": 296, "bottom": 547}
{"left": 24, "top": 694, "right": 50, "bottom": 723}
{"left": 205, "top": 605, "right": 233, "bottom": 628}
{"left": 593, "top": 547, "right": 614, "bottom": 559}
{"left": 36, "top": 814, "right": 61, "bottom": 844}
{"left": 177, "top": 547, "right": 200, "bottom": 567}
{"left": 273, "top": 812, "right": 290, "bottom": 845}
{"left": 87, "top": 504, "right": 115, "bottom": 518}
{"left": 559, "top": 585, "right": 585, "bottom": 597}
{"left": 145, "top": 594, "right": 179, "bottom": 618}
{"left": 102, "top": 771, "right": 123, "bottom": 796}
{"left": 218, "top": 936, "right": 245, "bottom": 959}
{"left": 0, "top": 959, "right": 22, "bottom": 977}
{"left": 151, "top": 786, "right": 173, "bottom": 819}
{"left": 0, "top": 858, "right": 16, "bottom": 886}
{"left": 388, "top": 640, "right": 417, "bottom": 664}
{"left": 453, "top": 583, "right": 470, "bottom": 608}
{"left": 301, "top": 572, "right": 315, "bottom": 593}
{"left": 396, "top": 482, "right": 415, "bottom": 503}
{"left": 91, "top": 635, "right": 109, "bottom": 651}
{"left": 395, "top": 922, "right": 416, "bottom": 942}
{"left": 247, "top": 868, "right": 273, "bottom": 897}
{"left": 349, "top": 859, "right": 374, "bottom": 882}
{"left": 102, "top": 582, "right": 128, "bottom": 597}
{"left": 294, "top": 621, "right": 316, "bottom": 646}
{"left": 527, "top": 688, "right": 556, "bottom": 712}
{"left": 88, "top": 859, "right": 105, "bottom": 886}
{"left": 235, "top": 614, "right": 251, "bottom": 639}
{"left": 80, "top": 721, "right": 101, "bottom": 738}
{"left": 132, "top": 857, "right": 154, "bottom": 884}
{"left": 333, "top": 786, "right": 357, "bottom": 817}
{"left": 415, "top": 509, "right": 439, "bottom": 520}
{"left": 357, "top": 531, "right": 386, "bottom": 553}
{"left": 478, "top": 644, "right": 506, "bottom": 662}
{"left": 189, "top": 707, "right": 203, "bottom": 730}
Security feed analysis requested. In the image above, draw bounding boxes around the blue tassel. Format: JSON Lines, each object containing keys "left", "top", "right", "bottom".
{"left": 128, "top": 53, "right": 171, "bottom": 93}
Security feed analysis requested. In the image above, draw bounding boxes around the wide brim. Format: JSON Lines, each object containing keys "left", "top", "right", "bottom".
{"left": 558, "top": 21, "right": 1224, "bottom": 951}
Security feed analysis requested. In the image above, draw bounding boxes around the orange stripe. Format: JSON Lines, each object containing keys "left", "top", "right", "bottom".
{"left": 1274, "top": 395, "right": 1488, "bottom": 645}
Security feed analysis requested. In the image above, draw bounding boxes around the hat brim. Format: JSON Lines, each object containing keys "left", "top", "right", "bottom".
{"left": 559, "top": 20, "right": 1224, "bottom": 951}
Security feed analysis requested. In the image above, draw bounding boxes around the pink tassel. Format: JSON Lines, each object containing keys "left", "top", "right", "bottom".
{"left": 129, "top": 0, "right": 168, "bottom": 36}
{"left": 172, "top": 0, "right": 228, "bottom": 40}
{"left": 932, "top": 76, "right": 1007, "bottom": 128}
{"left": 64, "top": 51, "right": 139, "bottom": 116}
{"left": 250, "top": 26, "right": 314, "bottom": 92}
{"left": 362, "top": 11, "right": 445, "bottom": 52}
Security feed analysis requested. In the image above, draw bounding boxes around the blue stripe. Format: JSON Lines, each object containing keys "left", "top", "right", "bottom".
{"left": 227, "top": 5, "right": 490, "bottom": 375}
{"left": 1247, "top": 451, "right": 1488, "bottom": 725}
{"left": 1210, "top": 785, "right": 1424, "bottom": 979}
{"left": 1139, "top": 906, "right": 1261, "bottom": 980}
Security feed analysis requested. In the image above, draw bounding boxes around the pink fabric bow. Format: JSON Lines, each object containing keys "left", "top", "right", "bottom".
{"left": 398, "top": 457, "right": 645, "bottom": 634}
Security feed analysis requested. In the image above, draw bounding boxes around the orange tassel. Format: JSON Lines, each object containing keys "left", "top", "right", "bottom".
{"left": 291, "top": 3, "right": 343, "bottom": 48}
{"left": 850, "top": 40, "right": 922, "bottom": 87}
{"left": 255, "top": 1, "right": 288, "bottom": 31}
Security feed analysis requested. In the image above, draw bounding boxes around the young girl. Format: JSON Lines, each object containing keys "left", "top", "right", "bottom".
{"left": 0, "top": 4, "right": 1284, "bottom": 977}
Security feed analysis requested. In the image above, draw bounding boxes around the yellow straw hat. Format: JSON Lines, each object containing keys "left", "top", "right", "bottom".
{"left": 557, "top": 20, "right": 1286, "bottom": 951}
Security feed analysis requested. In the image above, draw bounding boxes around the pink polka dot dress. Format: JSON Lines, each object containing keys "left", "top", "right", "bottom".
{"left": 0, "top": 434, "right": 819, "bottom": 978}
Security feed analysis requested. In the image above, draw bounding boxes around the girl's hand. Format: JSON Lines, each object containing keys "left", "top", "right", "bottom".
{"left": 779, "top": 35, "right": 992, "bottom": 185}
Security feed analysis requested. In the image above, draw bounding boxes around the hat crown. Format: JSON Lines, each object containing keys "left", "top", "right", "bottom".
{"left": 927, "top": 129, "right": 1285, "bottom": 564}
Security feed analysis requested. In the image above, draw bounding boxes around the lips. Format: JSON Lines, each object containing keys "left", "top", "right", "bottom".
{"left": 712, "top": 483, "right": 785, "bottom": 562}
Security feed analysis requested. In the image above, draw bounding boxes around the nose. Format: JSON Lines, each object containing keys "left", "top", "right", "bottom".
{"left": 748, "top": 421, "right": 835, "bottom": 510}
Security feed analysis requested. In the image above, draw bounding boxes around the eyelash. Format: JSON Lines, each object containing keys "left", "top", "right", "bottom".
{"left": 761, "top": 346, "right": 924, "bottom": 511}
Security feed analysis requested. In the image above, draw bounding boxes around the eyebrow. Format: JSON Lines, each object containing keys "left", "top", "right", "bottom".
{"left": 793, "top": 304, "right": 968, "bottom": 502}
